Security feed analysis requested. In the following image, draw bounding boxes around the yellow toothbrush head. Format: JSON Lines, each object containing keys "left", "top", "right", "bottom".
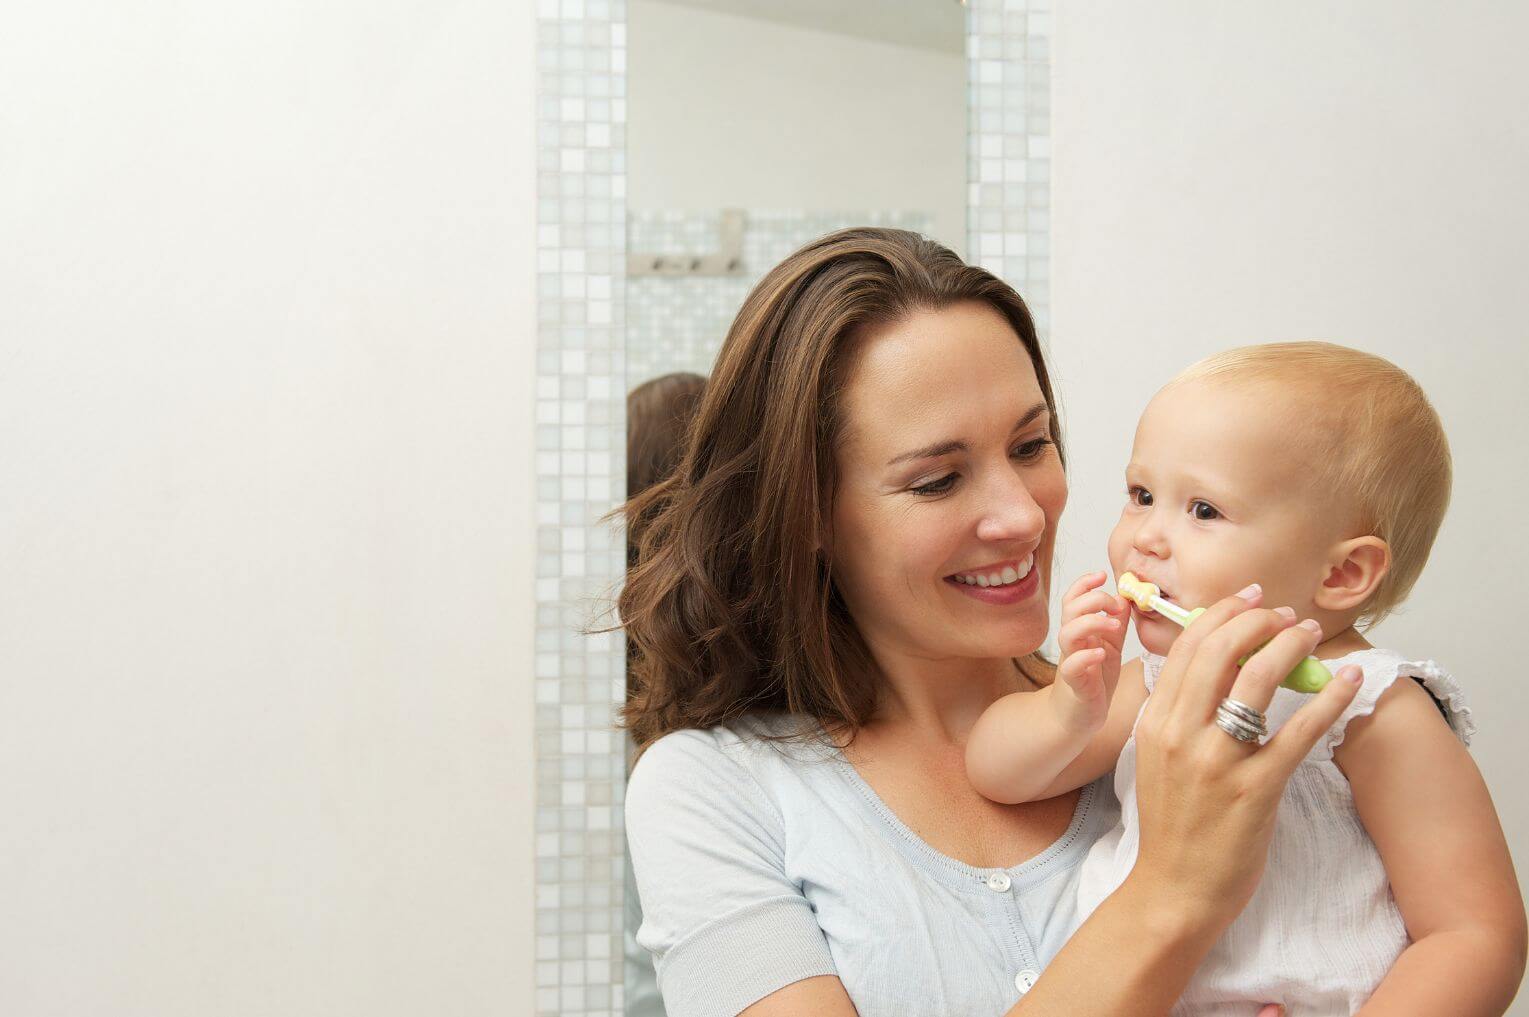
{"left": 1117, "top": 571, "right": 1159, "bottom": 611}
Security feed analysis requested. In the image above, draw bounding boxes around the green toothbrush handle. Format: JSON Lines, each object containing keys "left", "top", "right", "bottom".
{"left": 1181, "top": 607, "right": 1333, "bottom": 693}
{"left": 1275, "top": 657, "right": 1333, "bottom": 694}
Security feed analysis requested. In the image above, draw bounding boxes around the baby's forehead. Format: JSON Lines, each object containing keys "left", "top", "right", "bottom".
{"left": 1142, "top": 375, "right": 1305, "bottom": 437}
{"left": 1137, "top": 377, "right": 1353, "bottom": 503}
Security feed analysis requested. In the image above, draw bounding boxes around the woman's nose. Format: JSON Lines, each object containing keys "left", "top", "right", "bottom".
{"left": 974, "top": 474, "right": 1045, "bottom": 544}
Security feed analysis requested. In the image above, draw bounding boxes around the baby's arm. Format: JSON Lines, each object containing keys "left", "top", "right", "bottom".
{"left": 968, "top": 657, "right": 1148, "bottom": 804}
{"left": 1337, "top": 677, "right": 1527, "bottom": 1016}
{"left": 967, "top": 572, "right": 1135, "bottom": 804}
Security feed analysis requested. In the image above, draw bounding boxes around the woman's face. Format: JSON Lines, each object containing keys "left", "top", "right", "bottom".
{"left": 829, "top": 301, "right": 1066, "bottom": 666}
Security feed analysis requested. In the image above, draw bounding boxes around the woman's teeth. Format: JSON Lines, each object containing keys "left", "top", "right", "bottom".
{"left": 953, "top": 554, "right": 1034, "bottom": 588}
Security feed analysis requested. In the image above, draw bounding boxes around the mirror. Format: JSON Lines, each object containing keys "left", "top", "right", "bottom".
{"left": 623, "top": 1, "right": 968, "bottom": 1012}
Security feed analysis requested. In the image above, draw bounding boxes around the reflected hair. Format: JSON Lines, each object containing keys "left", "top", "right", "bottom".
{"left": 627, "top": 372, "right": 707, "bottom": 500}
{"left": 619, "top": 227, "right": 1062, "bottom": 751}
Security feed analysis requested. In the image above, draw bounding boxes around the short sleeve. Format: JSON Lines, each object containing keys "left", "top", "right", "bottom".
{"left": 624, "top": 729, "right": 838, "bottom": 1017}
{"left": 1318, "top": 654, "right": 1474, "bottom": 761}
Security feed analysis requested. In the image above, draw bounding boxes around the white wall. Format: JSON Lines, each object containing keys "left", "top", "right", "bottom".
{"left": 1052, "top": 2, "right": 1529, "bottom": 1009}
{"left": 628, "top": 0, "right": 968, "bottom": 255}
{"left": 0, "top": 1, "right": 537, "bottom": 1014}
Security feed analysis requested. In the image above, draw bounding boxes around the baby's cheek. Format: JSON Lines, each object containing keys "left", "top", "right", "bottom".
{"left": 1135, "top": 616, "right": 1179, "bottom": 657}
{"left": 1105, "top": 527, "right": 1129, "bottom": 577}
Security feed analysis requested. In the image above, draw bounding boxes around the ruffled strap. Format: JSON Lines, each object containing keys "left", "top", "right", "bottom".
{"left": 1320, "top": 651, "right": 1473, "bottom": 760}
{"left": 1140, "top": 649, "right": 1474, "bottom": 757}
{"left": 1397, "top": 658, "right": 1476, "bottom": 746}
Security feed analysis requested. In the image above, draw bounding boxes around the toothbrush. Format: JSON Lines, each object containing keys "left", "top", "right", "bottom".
{"left": 1117, "top": 572, "right": 1333, "bottom": 693}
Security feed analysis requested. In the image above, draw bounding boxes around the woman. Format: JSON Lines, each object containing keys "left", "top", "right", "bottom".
{"left": 620, "top": 228, "right": 1362, "bottom": 1016}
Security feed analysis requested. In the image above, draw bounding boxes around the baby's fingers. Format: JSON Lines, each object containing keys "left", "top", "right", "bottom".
{"left": 1061, "top": 587, "right": 1129, "bottom": 625}
{"left": 1060, "top": 571, "right": 1109, "bottom": 609}
{"left": 1058, "top": 646, "right": 1108, "bottom": 706}
{"left": 1058, "top": 611, "right": 1123, "bottom": 656}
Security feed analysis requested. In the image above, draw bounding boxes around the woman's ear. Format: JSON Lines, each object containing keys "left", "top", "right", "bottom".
{"left": 813, "top": 507, "right": 833, "bottom": 559}
{"left": 814, "top": 525, "right": 832, "bottom": 559}
{"left": 1313, "top": 536, "right": 1390, "bottom": 614}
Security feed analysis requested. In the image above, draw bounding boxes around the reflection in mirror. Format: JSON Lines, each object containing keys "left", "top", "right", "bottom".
{"left": 623, "top": 1, "right": 967, "bottom": 1011}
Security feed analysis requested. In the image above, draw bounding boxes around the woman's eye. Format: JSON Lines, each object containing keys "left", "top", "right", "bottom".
{"left": 1191, "top": 500, "right": 1220, "bottom": 521}
{"left": 1128, "top": 485, "right": 1153, "bottom": 507}
{"left": 1011, "top": 437, "right": 1053, "bottom": 461}
{"left": 912, "top": 473, "right": 957, "bottom": 496}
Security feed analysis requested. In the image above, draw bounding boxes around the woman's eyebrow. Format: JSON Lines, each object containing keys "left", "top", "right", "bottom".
{"left": 885, "top": 403, "right": 1049, "bottom": 467}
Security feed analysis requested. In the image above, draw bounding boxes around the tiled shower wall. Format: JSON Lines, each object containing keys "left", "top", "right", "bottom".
{"left": 534, "top": 1, "right": 1049, "bottom": 1013}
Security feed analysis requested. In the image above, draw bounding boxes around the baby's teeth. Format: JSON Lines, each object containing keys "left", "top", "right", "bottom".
{"left": 1000, "top": 566, "right": 1018, "bottom": 584}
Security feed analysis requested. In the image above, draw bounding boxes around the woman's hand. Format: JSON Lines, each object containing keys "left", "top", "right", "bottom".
{"left": 1128, "top": 584, "right": 1364, "bottom": 927}
{"left": 1051, "top": 571, "right": 1130, "bottom": 734}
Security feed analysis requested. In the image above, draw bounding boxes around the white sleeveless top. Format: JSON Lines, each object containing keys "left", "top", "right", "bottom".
{"left": 1076, "top": 648, "right": 1475, "bottom": 1017}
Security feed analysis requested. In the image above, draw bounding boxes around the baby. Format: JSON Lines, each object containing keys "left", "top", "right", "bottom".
{"left": 966, "top": 342, "right": 1524, "bottom": 1015}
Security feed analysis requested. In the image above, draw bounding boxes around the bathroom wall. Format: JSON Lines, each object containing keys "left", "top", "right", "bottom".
{"left": 1052, "top": 10, "right": 1529, "bottom": 1009}
{"left": 0, "top": 1, "right": 539, "bottom": 1012}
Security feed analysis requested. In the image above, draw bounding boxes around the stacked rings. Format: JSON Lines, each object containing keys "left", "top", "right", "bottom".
{"left": 1215, "top": 697, "right": 1269, "bottom": 743}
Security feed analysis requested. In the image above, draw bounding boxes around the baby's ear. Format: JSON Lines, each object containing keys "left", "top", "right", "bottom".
{"left": 1314, "top": 536, "right": 1390, "bottom": 613}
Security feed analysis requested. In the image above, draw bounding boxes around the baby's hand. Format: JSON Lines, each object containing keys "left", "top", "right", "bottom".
{"left": 1053, "top": 571, "right": 1130, "bottom": 734}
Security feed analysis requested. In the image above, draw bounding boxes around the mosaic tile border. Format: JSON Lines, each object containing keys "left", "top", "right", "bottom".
{"left": 968, "top": 0, "right": 1051, "bottom": 338}
{"left": 534, "top": 1, "right": 1049, "bottom": 1013}
{"left": 535, "top": 1, "right": 628, "bottom": 1014}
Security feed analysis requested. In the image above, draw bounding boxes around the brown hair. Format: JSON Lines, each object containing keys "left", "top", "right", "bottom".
{"left": 1171, "top": 341, "right": 1452, "bottom": 629}
{"left": 627, "top": 372, "right": 707, "bottom": 499}
{"left": 619, "top": 228, "right": 1062, "bottom": 750}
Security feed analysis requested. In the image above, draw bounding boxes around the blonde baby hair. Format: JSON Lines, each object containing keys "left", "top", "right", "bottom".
{"left": 1170, "top": 341, "right": 1451, "bottom": 630}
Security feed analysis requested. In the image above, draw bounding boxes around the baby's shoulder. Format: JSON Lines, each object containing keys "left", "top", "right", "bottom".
{"left": 1281, "top": 647, "right": 1475, "bottom": 760}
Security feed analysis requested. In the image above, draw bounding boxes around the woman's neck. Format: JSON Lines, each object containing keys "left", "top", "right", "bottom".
{"left": 862, "top": 650, "right": 1038, "bottom": 746}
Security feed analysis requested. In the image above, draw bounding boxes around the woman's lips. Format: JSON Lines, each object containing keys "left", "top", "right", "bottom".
{"left": 944, "top": 565, "right": 1040, "bottom": 605}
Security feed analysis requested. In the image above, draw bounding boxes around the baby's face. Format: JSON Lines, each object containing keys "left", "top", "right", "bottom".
{"left": 1107, "top": 379, "right": 1347, "bottom": 656}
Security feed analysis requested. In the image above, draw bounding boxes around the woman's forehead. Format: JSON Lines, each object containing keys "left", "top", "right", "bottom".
{"left": 839, "top": 304, "right": 1043, "bottom": 453}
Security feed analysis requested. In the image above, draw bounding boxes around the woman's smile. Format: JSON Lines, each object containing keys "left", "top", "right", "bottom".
{"left": 944, "top": 553, "right": 1040, "bottom": 605}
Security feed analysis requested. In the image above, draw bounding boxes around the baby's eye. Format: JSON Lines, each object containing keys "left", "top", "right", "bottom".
{"left": 1128, "top": 485, "right": 1153, "bottom": 507}
{"left": 1190, "top": 500, "right": 1221, "bottom": 521}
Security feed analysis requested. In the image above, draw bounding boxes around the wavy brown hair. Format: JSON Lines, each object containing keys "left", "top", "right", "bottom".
{"left": 619, "top": 228, "right": 1063, "bottom": 751}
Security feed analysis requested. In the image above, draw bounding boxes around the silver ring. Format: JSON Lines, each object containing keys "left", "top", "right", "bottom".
{"left": 1219, "top": 696, "right": 1268, "bottom": 728}
{"left": 1214, "top": 711, "right": 1264, "bottom": 743}
{"left": 1215, "top": 697, "right": 1269, "bottom": 744}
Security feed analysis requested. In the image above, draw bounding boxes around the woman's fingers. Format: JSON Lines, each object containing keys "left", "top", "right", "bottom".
{"left": 1152, "top": 585, "right": 1262, "bottom": 709}
{"left": 1171, "top": 606, "right": 1302, "bottom": 719}
{"left": 1253, "top": 665, "right": 1364, "bottom": 783}
{"left": 1222, "top": 617, "right": 1324, "bottom": 715}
